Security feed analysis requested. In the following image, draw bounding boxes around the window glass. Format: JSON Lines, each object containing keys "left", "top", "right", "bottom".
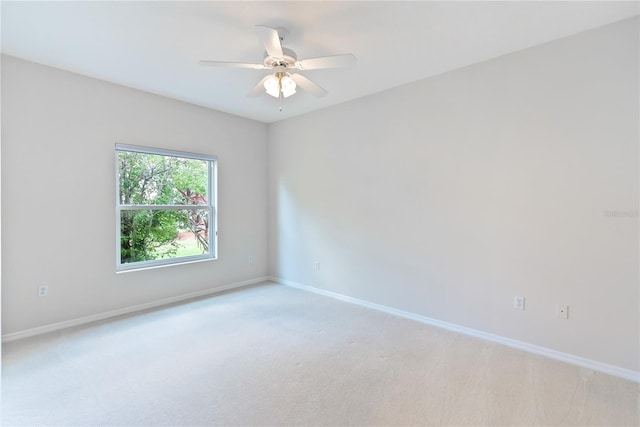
{"left": 116, "top": 145, "right": 217, "bottom": 271}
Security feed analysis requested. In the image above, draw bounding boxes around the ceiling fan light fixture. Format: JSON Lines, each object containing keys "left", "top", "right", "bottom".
{"left": 264, "top": 73, "right": 297, "bottom": 98}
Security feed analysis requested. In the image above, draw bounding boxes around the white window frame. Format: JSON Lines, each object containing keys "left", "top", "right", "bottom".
{"left": 115, "top": 144, "right": 217, "bottom": 272}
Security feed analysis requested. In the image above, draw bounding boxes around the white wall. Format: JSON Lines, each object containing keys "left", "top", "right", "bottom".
{"left": 1, "top": 55, "right": 268, "bottom": 335}
{"left": 268, "top": 18, "right": 639, "bottom": 372}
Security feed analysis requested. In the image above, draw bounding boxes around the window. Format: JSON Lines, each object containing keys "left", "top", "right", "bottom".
{"left": 116, "top": 144, "right": 217, "bottom": 271}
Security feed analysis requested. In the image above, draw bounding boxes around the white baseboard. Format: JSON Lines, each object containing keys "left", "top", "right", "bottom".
{"left": 269, "top": 276, "right": 640, "bottom": 383}
{"left": 2, "top": 276, "right": 269, "bottom": 343}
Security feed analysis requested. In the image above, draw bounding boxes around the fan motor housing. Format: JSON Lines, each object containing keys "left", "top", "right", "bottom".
{"left": 264, "top": 47, "right": 298, "bottom": 68}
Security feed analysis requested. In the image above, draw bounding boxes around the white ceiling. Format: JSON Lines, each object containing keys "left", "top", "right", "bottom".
{"left": 2, "top": 1, "right": 638, "bottom": 123}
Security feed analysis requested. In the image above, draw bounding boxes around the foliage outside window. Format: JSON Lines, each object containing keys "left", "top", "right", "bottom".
{"left": 116, "top": 144, "right": 217, "bottom": 271}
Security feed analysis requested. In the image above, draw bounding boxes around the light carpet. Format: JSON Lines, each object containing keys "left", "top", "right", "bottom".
{"left": 2, "top": 282, "right": 639, "bottom": 426}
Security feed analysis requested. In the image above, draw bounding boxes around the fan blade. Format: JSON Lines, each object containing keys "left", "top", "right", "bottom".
{"left": 199, "top": 60, "right": 266, "bottom": 70}
{"left": 255, "top": 25, "right": 283, "bottom": 58}
{"left": 295, "top": 54, "right": 356, "bottom": 70}
{"left": 248, "top": 76, "right": 271, "bottom": 97}
{"left": 290, "top": 74, "right": 328, "bottom": 97}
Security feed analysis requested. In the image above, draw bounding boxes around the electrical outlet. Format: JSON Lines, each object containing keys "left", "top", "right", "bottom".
{"left": 556, "top": 304, "right": 569, "bottom": 319}
{"left": 38, "top": 285, "right": 48, "bottom": 297}
{"left": 248, "top": 255, "right": 254, "bottom": 264}
{"left": 314, "top": 261, "right": 320, "bottom": 271}
{"left": 513, "top": 296, "right": 525, "bottom": 310}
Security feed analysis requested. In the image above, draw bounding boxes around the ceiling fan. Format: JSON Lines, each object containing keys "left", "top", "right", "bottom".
{"left": 199, "top": 26, "right": 356, "bottom": 105}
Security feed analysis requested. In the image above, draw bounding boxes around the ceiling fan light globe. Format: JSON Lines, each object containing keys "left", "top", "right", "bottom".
{"left": 264, "top": 76, "right": 280, "bottom": 97}
{"left": 281, "top": 75, "right": 296, "bottom": 98}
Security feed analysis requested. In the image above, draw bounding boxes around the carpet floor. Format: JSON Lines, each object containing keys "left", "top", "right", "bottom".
{"left": 2, "top": 282, "right": 638, "bottom": 426}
